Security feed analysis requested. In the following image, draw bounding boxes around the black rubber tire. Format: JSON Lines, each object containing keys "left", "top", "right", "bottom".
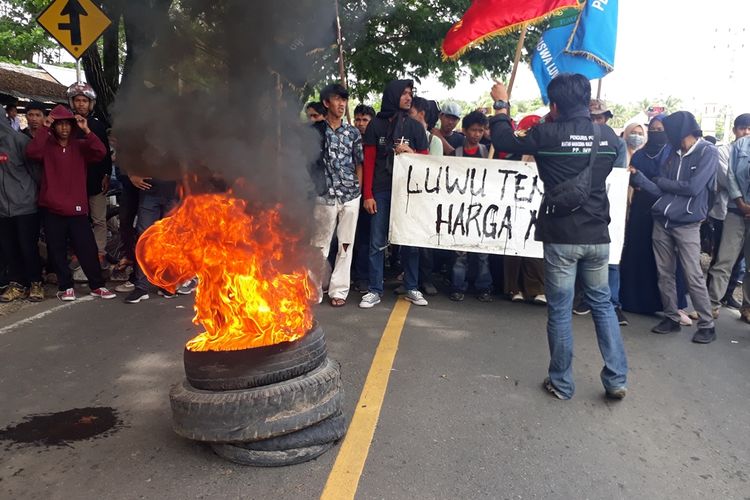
{"left": 184, "top": 322, "right": 327, "bottom": 391}
{"left": 211, "top": 441, "right": 334, "bottom": 467}
{"left": 170, "top": 357, "right": 342, "bottom": 443}
{"left": 238, "top": 411, "right": 346, "bottom": 451}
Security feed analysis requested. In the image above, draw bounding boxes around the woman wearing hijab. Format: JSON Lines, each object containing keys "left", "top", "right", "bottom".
{"left": 623, "top": 122, "right": 646, "bottom": 163}
{"left": 619, "top": 115, "right": 692, "bottom": 323}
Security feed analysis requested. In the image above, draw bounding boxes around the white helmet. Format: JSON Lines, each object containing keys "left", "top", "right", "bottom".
{"left": 66, "top": 82, "right": 97, "bottom": 112}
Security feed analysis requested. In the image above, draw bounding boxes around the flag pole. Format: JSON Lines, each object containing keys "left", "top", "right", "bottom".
{"left": 596, "top": 78, "right": 603, "bottom": 99}
{"left": 506, "top": 24, "right": 528, "bottom": 100}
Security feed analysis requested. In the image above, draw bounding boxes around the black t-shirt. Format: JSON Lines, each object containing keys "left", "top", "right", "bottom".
{"left": 364, "top": 113, "right": 429, "bottom": 194}
{"left": 78, "top": 115, "right": 112, "bottom": 196}
{"left": 445, "top": 131, "right": 465, "bottom": 150}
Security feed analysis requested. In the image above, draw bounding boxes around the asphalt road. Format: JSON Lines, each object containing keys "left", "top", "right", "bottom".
{"left": 0, "top": 283, "right": 748, "bottom": 500}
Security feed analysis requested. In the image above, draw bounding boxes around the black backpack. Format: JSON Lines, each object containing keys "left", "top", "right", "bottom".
{"left": 542, "top": 124, "right": 601, "bottom": 217}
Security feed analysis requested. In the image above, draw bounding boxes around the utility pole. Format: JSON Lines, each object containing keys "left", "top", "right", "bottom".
{"left": 334, "top": 0, "right": 351, "bottom": 123}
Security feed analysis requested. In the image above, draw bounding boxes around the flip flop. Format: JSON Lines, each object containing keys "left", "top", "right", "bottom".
{"left": 330, "top": 298, "right": 346, "bottom": 307}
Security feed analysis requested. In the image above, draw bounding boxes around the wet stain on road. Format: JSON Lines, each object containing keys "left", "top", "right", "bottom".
{"left": 0, "top": 407, "right": 121, "bottom": 448}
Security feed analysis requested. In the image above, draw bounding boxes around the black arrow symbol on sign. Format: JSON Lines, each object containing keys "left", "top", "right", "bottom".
{"left": 58, "top": 0, "right": 88, "bottom": 47}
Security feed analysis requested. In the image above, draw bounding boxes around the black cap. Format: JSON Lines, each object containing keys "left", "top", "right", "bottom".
{"left": 320, "top": 83, "right": 349, "bottom": 103}
{"left": 734, "top": 113, "right": 750, "bottom": 129}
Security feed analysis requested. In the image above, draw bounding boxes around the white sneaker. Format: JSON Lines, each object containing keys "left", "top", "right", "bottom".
{"left": 359, "top": 292, "right": 381, "bottom": 309}
{"left": 533, "top": 294, "right": 547, "bottom": 305}
{"left": 511, "top": 292, "right": 524, "bottom": 302}
{"left": 404, "top": 289, "right": 428, "bottom": 306}
{"left": 177, "top": 278, "right": 198, "bottom": 295}
{"left": 115, "top": 281, "right": 135, "bottom": 293}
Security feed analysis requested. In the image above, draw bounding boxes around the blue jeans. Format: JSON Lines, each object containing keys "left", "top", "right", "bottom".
{"left": 730, "top": 257, "right": 745, "bottom": 286}
{"left": 134, "top": 190, "right": 178, "bottom": 290}
{"left": 608, "top": 264, "right": 621, "bottom": 308}
{"left": 368, "top": 191, "right": 419, "bottom": 295}
{"left": 544, "top": 243, "right": 628, "bottom": 399}
{"left": 451, "top": 252, "right": 492, "bottom": 293}
{"left": 353, "top": 209, "right": 371, "bottom": 284}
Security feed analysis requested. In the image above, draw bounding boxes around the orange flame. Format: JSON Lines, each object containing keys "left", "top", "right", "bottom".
{"left": 136, "top": 193, "right": 314, "bottom": 351}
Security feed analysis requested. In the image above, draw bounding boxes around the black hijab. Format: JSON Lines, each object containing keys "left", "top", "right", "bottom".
{"left": 644, "top": 114, "right": 668, "bottom": 155}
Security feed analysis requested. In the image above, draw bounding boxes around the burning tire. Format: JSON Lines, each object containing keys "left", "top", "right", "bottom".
{"left": 170, "top": 358, "right": 342, "bottom": 443}
{"left": 211, "top": 441, "right": 334, "bottom": 467}
{"left": 237, "top": 410, "right": 346, "bottom": 451}
{"left": 183, "top": 322, "right": 327, "bottom": 391}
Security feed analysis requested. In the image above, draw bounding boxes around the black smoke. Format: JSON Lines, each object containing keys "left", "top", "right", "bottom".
{"left": 112, "top": 0, "right": 338, "bottom": 242}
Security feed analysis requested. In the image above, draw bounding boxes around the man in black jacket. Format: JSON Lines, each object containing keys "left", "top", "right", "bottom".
{"left": 359, "top": 79, "right": 430, "bottom": 309}
{"left": 67, "top": 83, "right": 112, "bottom": 269}
{"left": 489, "top": 73, "right": 628, "bottom": 401}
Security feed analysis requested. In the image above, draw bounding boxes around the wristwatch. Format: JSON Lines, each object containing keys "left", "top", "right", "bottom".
{"left": 493, "top": 99, "right": 510, "bottom": 111}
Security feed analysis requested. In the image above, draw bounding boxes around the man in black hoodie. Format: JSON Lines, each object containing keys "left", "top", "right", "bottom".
{"left": 359, "top": 79, "right": 429, "bottom": 309}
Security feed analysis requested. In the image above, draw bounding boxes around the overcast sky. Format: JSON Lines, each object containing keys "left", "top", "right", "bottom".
{"left": 421, "top": 0, "right": 749, "bottom": 116}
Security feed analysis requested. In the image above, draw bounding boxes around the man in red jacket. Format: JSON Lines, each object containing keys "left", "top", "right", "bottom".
{"left": 26, "top": 105, "right": 116, "bottom": 301}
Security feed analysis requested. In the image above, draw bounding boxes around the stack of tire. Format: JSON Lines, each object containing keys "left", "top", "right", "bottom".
{"left": 169, "top": 322, "right": 346, "bottom": 466}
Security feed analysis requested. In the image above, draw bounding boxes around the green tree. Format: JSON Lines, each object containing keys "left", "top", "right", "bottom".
{"left": 513, "top": 97, "right": 544, "bottom": 115}
{"left": 81, "top": 0, "right": 174, "bottom": 119}
{"left": 0, "top": 0, "right": 58, "bottom": 63}
{"left": 2, "top": 0, "right": 543, "bottom": 114}
{"left": 336, "top": 0, "right": 541, "bottom": 101}
{"left": 663, "top": 95, "right": 682, "bottom": 113}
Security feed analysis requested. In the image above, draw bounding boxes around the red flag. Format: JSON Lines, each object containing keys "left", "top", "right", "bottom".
{"left": 442, "top": 0, "right": 582, "bottom": 60}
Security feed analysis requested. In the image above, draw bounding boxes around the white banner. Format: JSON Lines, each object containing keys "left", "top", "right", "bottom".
{"left": 389, "top": 154, "right": 629, "bottom": 264}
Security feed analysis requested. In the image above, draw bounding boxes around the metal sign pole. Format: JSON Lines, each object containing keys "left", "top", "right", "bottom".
{"left": 75, "top": 58, "right": 81, "bottom": 83}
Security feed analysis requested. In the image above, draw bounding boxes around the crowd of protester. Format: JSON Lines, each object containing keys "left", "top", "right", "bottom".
{"left": 306, "top": 73, "right": 749, "bottom": 398}
{"left": 1, "top": 73, "right": 746, "bottom": 395}
{"left": 0, "top": 83, "right": 196, "bottom": 305}
{"left": 305, "top": 75, "right": 748, "bottom": 355}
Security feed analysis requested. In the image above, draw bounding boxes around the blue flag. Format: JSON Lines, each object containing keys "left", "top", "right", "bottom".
{"left": 530, "top": 0, "right": 618, "bottom": 103}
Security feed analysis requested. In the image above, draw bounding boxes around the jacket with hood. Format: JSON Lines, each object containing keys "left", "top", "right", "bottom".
{"left": 362, "top": 79, "right": 429, "bottom": 198}
{"left": 26, "top": 124, "right": 106, "bottom": 217}
{"left": 0, "top": 118, "right": 40, "bottom": 217}
{"left": 631, "top": 138, "right": 718, "bottom": 228}
{"left": 726, "top": 135, "right": 750, "bottom": 206}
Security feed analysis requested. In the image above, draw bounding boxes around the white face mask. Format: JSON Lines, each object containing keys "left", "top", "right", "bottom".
{"left": 626, "top": 134, "right": 645, "bottom": 149}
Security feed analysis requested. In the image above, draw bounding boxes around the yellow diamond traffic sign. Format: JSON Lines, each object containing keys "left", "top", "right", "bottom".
{"left": 37, "top": 0, "right": 112, "bottom": 60}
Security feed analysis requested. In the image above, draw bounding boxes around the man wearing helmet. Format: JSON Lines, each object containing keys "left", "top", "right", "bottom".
{"left": 66, "top": 82, "right": 112, "bottom": 269}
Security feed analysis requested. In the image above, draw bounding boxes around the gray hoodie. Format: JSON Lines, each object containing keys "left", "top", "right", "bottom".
{"left": 0, "top": 118, "right": 40, "bottom": 217}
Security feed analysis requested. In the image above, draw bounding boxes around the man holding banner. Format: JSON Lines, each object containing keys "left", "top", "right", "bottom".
{"left": 359, "top": 79, "right": 430, "bottom": 309}
{"left": 488, "top": 73, "right": 628, "bottom": 401}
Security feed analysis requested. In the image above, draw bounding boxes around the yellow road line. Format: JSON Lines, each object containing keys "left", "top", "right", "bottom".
{"left": 320, "top": 299, "right": 411, "bottom": 500}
